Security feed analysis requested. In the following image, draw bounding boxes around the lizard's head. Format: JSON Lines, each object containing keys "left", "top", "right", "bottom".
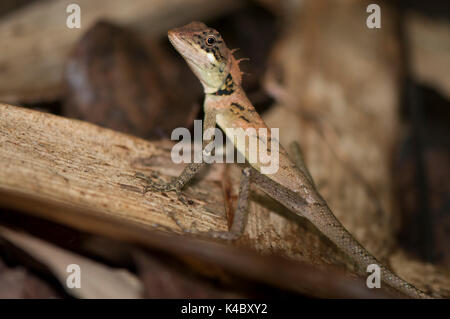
{"left": 168, "top": 21, "right": 240, "bottom": 94}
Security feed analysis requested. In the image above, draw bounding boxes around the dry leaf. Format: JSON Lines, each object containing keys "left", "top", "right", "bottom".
{"left": 0, "top": 226, "right": 143, "bottom": 298}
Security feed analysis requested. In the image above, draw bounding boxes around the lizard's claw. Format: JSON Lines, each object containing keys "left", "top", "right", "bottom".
{"left": 134, "top": 171, "right": 157, "bottom": 184}
{"left": 135, "top": 171, "right": 191, "bottom": 206}
{"left": 174, "top": 190, "right": 193, "bottom": 206}
{"left": 135, "top": 171, "right": 173, "bottom": 192}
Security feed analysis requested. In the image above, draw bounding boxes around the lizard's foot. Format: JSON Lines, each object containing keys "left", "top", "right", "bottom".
{"left": 135, "top": 171, "right": 190, "bottom": 205}
{"left": 174, "top": 189, "right": 193, "bottom": 206}
{"left": 135, "top": 171, "right": 177, "bottom": 192}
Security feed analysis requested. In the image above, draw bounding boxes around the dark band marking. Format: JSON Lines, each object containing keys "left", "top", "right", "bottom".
{"left": 214, "top": 74, "right": 235, "bottom": 96}
{"left": 257, "top": 135, "right": 267, "bottom": 143}
{"left": 239, "top": 115, "right": 250, "bottom": 123}
{"left": 210, "top": 46, "right": 225, "bottom": 61}
{"left": 211, "top": 47, "right": 220, "bottom": 61}
{"left": 231, "top": 102, "right": 245, "bottom": 111}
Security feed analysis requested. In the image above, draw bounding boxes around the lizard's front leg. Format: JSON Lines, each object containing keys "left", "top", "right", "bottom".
{"left": 135, "top": 109, "right": 218, "bottom": 199}
{"left": 135, "top": 162, "right": 206, "bottom": 194}
{"left": 135, "top": 162, "right": 206, "bottom": 206}
{"left": 203, "top": 167, "right": 252, "bottom": 241}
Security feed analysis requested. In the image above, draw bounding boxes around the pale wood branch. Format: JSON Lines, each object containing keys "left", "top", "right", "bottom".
{"left": 0, "top": 102, "right": 360, "bottom": 274}
{"left": 0, "top": 102, "right": 399, "bottom": 298}
{"left": 0, "top": 103, "right": 228, "bottom": 233}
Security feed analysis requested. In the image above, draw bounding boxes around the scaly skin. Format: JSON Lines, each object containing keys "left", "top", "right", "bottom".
{"left": 161, "top": 21, "right": 431, "bottom": 298}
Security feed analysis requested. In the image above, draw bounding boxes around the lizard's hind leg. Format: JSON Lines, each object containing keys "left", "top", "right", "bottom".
{"left": 204, "top": 167, "right": 252, "bottom": 241}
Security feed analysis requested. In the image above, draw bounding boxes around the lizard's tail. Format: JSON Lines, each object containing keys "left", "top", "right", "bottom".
{"left": 250, "top": 167, "right": 432, "bottom": 298}
{"left": 305, "top": 203, "right": 432, "bottom": 299}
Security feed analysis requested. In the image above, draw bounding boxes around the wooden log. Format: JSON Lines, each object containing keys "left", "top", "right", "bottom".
{"left": 0, "top": 103, "right": 401, "bottom": 298}
{"left": 1, "top": 101, "right": 445, "bottom": 297}
{"left": 0, "top": 102, "right": 355, "bottom": 272}
{"left": 0, "top": 103, "right": 228, "bottom": 233}
{"left": 0, "top": 193, "right": 392, "bottom": 299}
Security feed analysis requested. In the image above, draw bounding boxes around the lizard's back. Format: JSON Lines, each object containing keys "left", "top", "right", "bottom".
{"left": 207, "top": 90, "right": 313, "bottom": 197}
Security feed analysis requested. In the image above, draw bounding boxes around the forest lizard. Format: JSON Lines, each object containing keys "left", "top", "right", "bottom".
{"left": 136, "top": 21, "right": 431, "bottom": 299}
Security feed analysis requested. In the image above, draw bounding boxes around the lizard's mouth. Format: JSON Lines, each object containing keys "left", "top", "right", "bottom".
{"left": 168, "top": 30, "right": 209, "bottom": 69}
{"left": 168, "top": 27, "right": 226, "bottom": 94}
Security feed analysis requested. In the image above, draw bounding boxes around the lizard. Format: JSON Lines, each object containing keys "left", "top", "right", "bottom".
{"left": 135, "top": 21, "right": 432, "bottom": 299}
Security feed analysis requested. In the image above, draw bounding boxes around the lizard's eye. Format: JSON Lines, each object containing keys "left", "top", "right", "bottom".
{"left": 205, "top": 36, "right": 216, "bottom": 46}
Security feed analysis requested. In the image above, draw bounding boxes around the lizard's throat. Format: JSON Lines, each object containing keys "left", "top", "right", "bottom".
{"left": 207, "top": 73, "right": 236, "bottom": 96}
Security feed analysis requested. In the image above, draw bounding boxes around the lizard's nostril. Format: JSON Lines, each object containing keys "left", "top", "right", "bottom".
{"left": 168, "top": 29, "right": 184, "bottom": 42}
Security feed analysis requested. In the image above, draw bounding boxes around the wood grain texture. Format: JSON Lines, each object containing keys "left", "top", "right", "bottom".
{"left": 0, "top": 194, "right": 393, "bottom": 299}
{"left": 0, "top": 103, "right": 401, "bottom": 298}
{"left": 1, "top": 103, "right": 446, "bottom": 297}
{"left": 0, "top": 103, "right": 354, "bottom": 273}
{"left": 0, "top": 103, "right": 228, "bottom": 233}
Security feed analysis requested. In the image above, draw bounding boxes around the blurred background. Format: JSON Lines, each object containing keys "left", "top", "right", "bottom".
{"left": 0, "top": 0, "right": 448, "bottom": 298}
